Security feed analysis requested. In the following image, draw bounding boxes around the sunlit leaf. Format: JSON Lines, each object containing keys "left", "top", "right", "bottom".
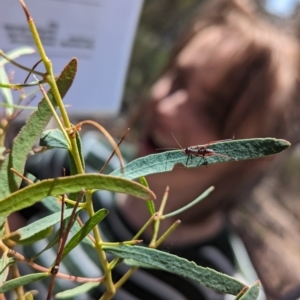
{"left": 237, "top": 281, "right": 260, "bottom": 300}
{"left": 0, "top": 46, "right": 35, "bottom": 116}
{"left": 0, "top": 173, "right": 155, "bottom": 216}
{"left": 0, "top": 273, "right": 49, "bottom": 293}
{"left": 55, "top": 282, "right": 100, "bottom": 299}
{"left": 0, "top": 216, "right": 6, "bottom": 238}
{"left": 0, "top": 253, "right": 10, "bottom": 286}
{"left": 139, "top": 176, "right": 155, "bottom": 215}
{"left": 8, "top": 208, "right": 82, "bottom": 245}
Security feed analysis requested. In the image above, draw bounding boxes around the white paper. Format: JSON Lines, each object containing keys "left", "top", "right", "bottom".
{"left": 0, "top": 0, "right": 143, "bottom": 114}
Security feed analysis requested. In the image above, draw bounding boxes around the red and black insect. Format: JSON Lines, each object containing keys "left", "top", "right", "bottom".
{"left": 171, "top": 133, "right": 236, "bottom": 167}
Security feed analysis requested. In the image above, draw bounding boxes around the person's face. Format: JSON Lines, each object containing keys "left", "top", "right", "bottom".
{"left": 136, "top": 29, "right": 243, "bottom": 218}
{"left": 139, "top": 27, "right": 239, "bottom": 156}
{"left": 140, "top": 34, "right": 212, "bottom": 156}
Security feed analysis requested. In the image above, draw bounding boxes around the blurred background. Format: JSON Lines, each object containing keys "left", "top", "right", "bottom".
{"left": 2, "top": 1, "right": 300, "bottom": 298}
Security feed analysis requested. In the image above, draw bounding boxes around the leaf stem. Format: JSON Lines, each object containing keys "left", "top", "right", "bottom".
{"left": 162, "top": 186, "right": 215, "bottom": 219}
{"left": 108, "top": 214, "right": 157, "bottom": 270}
{"left": 0, "top": 49, "right": 45, "bottom": 77}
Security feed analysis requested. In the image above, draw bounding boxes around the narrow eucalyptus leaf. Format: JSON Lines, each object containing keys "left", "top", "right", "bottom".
{"left": 0, "top": 46, "right": 35, "bottom": 67}
{"left": 0, "top": 46, "right": 35, "bottom": 117}
{"left": 111, "top": 138, "right": 290, "bottom": 179}
{"left": 0, "top": 68, "right": 13, "bottom": 116}
{"left": 31, "top": 230, "right": 61, "bottom": 260}
{"left": 104, "top": 245, "right": 246, "bottom": 295}
{"left": 13, "top": 208, "right": 81, "bottom": 244}
{"left": 24, "top": 292, "right": 34, "bottom": 300}
{"left": 238, "top": 281, "right": 260, "bottom": 300}
{"left": 40, "top": 129, "right": 69, "bottom": 149}
{"left": 0, "top": 253, "right": 10, "bottom": 285}
{"left": 41, "top": 196, "right": 61, "bottom": 212}
{"left": 55, "top": 282, "right": 100, "bottom": 298}
{"left": 62, "top": 209, "right": 108, "bottom": 259}
{"left": 0, "top": 174, "right": 155, "bottom": 216}
{"left": 0, "top": 273, "right": 49, "bottom": 293}
{"left": 139, "top": 176, "right": 155, "bottom": 215}
{"left": 0, "top": 58, "right": 77, "bottom": 197}
{"left": 0, "top": 216, "right": 6, "bottom": 238}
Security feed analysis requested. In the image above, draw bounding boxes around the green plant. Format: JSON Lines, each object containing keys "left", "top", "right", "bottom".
{"left": 0, "top": 1, "right": 290, "bottom": 299}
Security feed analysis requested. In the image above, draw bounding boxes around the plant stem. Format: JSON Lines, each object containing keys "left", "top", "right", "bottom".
{"left": 0, "top": 79, "right": 46, "bottom": 89}
{"left": 39, "top": 84, "right": 71, "bottom": 149}
{"left": 149, "top": 186, "right": 169, "bottom": 247}
{"left": 85, "top": 191, "right": 116, "bottom": 296}
{"left": 20, "top": 0, "right": 84, "bottom": 174}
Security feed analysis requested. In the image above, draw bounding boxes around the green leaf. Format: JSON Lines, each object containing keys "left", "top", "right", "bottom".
{"left": 0, "top": 46, "right": 35, "bottom": 116}
{"left": 25, "top": 292, "right": 34, "bottom": 300}
{"left": 0, "top": 216, "right": 6, "bottom": 238}
{"left": 139, "top": 176, "right": 155, "bottom": 215}
{"left": 0, "top": 173, "right": 155, "bottom": 216}
{"left": 31, "top": 230, "right": 61, "bottom": 260}
{"left": 40, "top": 129, "right": 85, "bottom": 171}
{"left": 111, "top": 138, "right": 290, "bottom": 179}
{"left": 0, "top": 47, "right": 35, "bottom": 67}
{"left": 40, "top": 196, "right": 93, "bottom": 248}
{"left": 40, "top": 129, "right": 69, "bottom": 149}
{"left": 40, "top": 129, "right": 86, "bottom": 201}
{"left": 0, "top": 58, "right": 77, "bottom": 198}
{"left": 41, "top": 196, "right": 62, "bottom": 212}
{"left": 55, "top": 282, "right": 100, "bottom": 299}
{"left": 10, "top": 208, "right": 82, "bottom": 245}
{"left": 0, "top": 253, "right": 10, "bottom": 285}
{"left": 62, "top": 208, "right": 108, "bottom": 259}
{"left": 237, "top": 281, "right": 260, "bottom": 300}
{"left": 0, "top": 273, "right": 49, "bottom": 293}
{"left": 104, "top": 245, "right": 246, "bottom": 295}
{"left": 0, "top": 68, "right": 13, "bottom": 117}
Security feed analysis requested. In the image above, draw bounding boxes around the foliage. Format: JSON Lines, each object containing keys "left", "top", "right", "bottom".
{"left": 0, "top": 1, "right": 290, "bottom": 299}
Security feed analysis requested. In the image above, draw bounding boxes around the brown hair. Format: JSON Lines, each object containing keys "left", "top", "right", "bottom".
{"left": 166, "top": 0, "right": 300, "bottom": 143}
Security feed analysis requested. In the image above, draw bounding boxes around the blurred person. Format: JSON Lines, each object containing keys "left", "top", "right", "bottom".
{"left": 24, "top": 0, "right": 300, "bottom": 299}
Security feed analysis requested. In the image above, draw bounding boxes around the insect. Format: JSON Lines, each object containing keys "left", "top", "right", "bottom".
{"left": 171, "top": 133, "right": 236, "bottom": 167}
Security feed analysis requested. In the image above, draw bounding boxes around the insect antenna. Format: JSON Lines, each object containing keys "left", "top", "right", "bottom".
{"left": 156, "top": 133, "right": 184, "bottom": 151}
{"left": 171, "top": 132, "right": 184, "bottom": 150}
